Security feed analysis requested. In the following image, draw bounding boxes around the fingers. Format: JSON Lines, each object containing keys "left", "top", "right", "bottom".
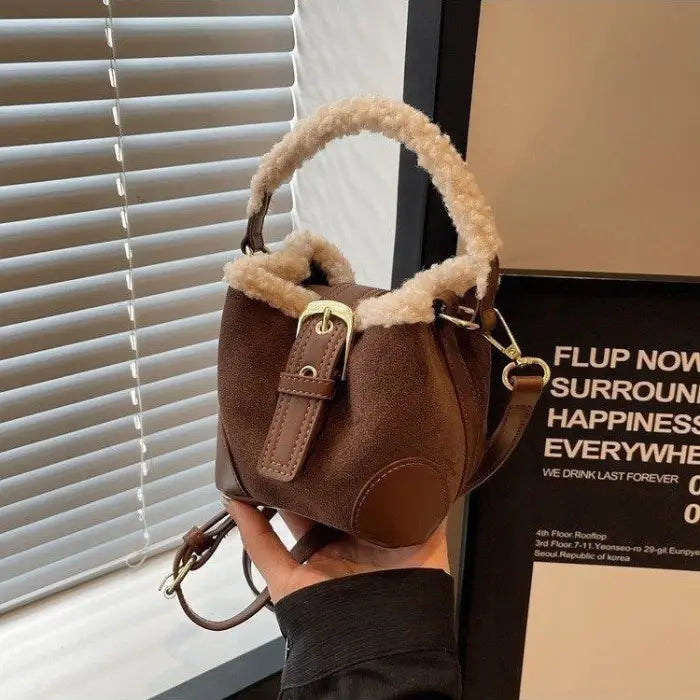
{"left": 427, "top": 517, "right": 448, "bottom": 541}
{"left": 421, "top": 518, "right": 450, "bottom": 573}
{"left": 279, "top": 510, "right": 314, "bottom": 540}
{"left": 226, "top": 501, "right": 297, "bottom": 589}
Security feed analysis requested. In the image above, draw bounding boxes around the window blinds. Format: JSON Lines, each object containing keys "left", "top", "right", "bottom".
{"left": 0, "top": 0, "right": 295, "bottom": 612}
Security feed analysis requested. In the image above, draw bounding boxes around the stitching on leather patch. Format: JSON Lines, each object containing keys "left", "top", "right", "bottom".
{"left": 278, "top": 387, "right": 332, "bottom": 399}
{"left": 280, "top": 373, "right": 334, "bottom": 387}
{"left": 260, "top": 463, "right": 296, "bottom": 477}
{"left": 267, "top": 322, "right": 315, "bottom": 464}
{"left": 259, "top": 322, "right": 314, "bottom": 473}
{"left": 259, "top": 307, "right": 348, "bottom": 480}
{"left": 352, "top": 458, "right": 449, "bottom": 533}
{"left": 286, "top": 326, "right": 344, "bottom": 471}
{"left": 278, "top": 400, "right": 315, "bottom": 471}
{"left": 261, "top": 393, "right": 291, "bottom": 472}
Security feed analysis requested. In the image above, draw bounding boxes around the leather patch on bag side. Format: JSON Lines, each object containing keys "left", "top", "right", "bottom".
{"left": 352, "top": 458, "right": 448, "bottom": 548}
{"left": 215, "top": 421, "right": 249, "bottom": 499}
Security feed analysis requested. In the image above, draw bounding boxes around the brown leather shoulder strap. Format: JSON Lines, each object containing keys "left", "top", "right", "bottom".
{"left": 167, "top": 509, "right": 341, "bottom": 631}
{"left": 464, "top": 375, "right": 543, "bottom": 493}
{"left": 436, "top": 309, "right": 544, "bottom": 495}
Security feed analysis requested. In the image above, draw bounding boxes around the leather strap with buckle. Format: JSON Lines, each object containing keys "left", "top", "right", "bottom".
{"left": 257, "top": 301, "right": 354, "bottom": 483}
{"left": 161, "top": 509, "right": 342, "bottom": 632}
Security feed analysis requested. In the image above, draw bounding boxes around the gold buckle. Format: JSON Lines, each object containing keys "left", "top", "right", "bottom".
{"left": 297, "top": 300, "right": 355, "bottom": 380}
{"left": 483, "top": 308, "right": 551, "bottom": 390}
{"left": 158, "top": 553, "right": 197, "bottom": 599}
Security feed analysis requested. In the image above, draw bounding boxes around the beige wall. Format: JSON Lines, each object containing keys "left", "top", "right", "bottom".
{"left": 520, "top": 563, "right": 700, "bottom": 700}
{"left": 467, "top": 1, "right": 699, "bottom": 277}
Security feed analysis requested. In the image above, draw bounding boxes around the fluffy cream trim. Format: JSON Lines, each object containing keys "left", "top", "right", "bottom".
{"left": 356, "top": 257, "right": 476, "bottom": 329}
{"left": 224, "top": 231, "right": 482, "bottom": 330}
{"left": 223, "top": 231, "right": 355, "bottom": 318}
{"left": 247, "top": 96, "right": 501, "bottom": 298}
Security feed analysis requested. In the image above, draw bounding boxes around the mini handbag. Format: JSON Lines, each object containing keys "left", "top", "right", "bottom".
{"left": 160, "top": 97, "right": 550, "bottom": 630}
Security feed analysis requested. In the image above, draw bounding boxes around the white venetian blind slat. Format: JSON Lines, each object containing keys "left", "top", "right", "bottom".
{"left": 2, "top": 278, "right": 220, "bottom": 355}
{"left": 1, "top": 438, "right": 216, "bottom": 519}
{"left": 5, "top": 324, "right": 221, "bottom": 421}
{"left": 5, "top": 337, "right": 111, "bottom": 394}
{"left": 0, "top": 188, "right": 291, "bottom": 290}
{"left": 1, "top": 458, "right": 216, "bottom": 550}
{"left": 1, "top": 258, "right": 243, "bottom": 352}
{"left": 3, "top": 462, "right": 218, "bottom": 561}
{"left": 2, "top": 443, "right": 216, "bottom": 557}
{"left": 0, "top": 88, "right": 293, "bottom": 146}
{"left": 2, "top": 392, "right": 219, "bottom": 481}
{"left": 3, "top": 466, "right": 219, "bottom": 579}
{"left": 0, "top": 497, "right": 223, "bottom": 612}
{"left": 2, "top": 122, "right": 288, "bottom": 187}
{"left": 0, "top": 197, "right": 291, "bottom": 260}
{"left": 0, "top": 0, "right": 295, "bottom": 612}
{"left": 0, "top": 157, "right": 264, "bottom": 223}
{"left": 0, "top": 0, "right": 295, "bottom": 18}
{"left": 0, "top": 417, "right": 219, "bottom": 512}
{"left": 1, "top": 54, "right": 293, "bottom": 105}
{"left": 2, "top": 343, "right": 218, "bottom": 448}
{"left": 0, "top": 16, "right": 293, "bottom": 62}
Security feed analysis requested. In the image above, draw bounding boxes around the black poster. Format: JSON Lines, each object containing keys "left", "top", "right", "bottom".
{"left": 459, "top": 275, "right": 699, "bottom": 700}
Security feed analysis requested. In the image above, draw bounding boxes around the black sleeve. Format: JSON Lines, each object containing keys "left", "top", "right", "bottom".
{"left": 274, "top": 568, "right": 461, "bottom": 699}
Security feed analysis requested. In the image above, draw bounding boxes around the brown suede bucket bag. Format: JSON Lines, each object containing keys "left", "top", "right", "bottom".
{"left": 161, "top": 97, "right": 551, "bottom": 630}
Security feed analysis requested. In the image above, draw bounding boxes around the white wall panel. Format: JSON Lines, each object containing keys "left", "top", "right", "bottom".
{"left": 291, "top": 0, "right": 408, "bottom": 288}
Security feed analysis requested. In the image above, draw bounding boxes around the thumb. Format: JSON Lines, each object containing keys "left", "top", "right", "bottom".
{"left": 227, "top": 501, "right": 296, "bottom": 593}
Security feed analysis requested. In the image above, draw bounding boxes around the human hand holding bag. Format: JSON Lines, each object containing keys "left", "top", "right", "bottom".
{"left": 159, "top": 96, "right": 551, "bottom": 630}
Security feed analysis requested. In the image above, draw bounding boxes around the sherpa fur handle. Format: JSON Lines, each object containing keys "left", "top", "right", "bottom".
{"left": 246, "top": 96, "right": 501, "bottom": 298}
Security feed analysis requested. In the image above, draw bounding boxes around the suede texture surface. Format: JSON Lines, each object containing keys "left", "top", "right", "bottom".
{"left": 216, "top": 283, "right": 491, "bottom": 545}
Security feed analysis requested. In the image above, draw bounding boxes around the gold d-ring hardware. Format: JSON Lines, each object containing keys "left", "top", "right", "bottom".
{"left": 502, "top": 357, "right": 551, "bottom": 390}
{"left": 297, "top": 300, "right": 354, "bottom": 380}
{"left": 158, "top": 553, "right": 197, "bottom": 599}
{"left": 483, "top": 308, "right": 551, "bottom": 390}
{"left": 439, "top": 305, "right": 480, "bottom": 330}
